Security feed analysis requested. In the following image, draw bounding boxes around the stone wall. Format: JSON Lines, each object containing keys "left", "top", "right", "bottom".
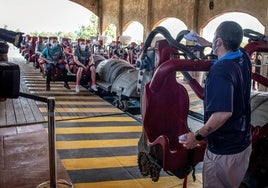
{"left": 71, "top": 0, "right": 268, "bottom": 40}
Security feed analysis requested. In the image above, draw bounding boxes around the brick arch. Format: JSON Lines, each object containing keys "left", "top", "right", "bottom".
{"left": 122, "top": 21, "right": 144, "bottom": 42}
{"left": 123, "top": 21, "right": 137, "bottom": 32}
{"left": 153, "top": 17, "right": 187, "bottom": 29}
{"left": 70, "top": 0, "right": 268, "bottom": 40}
{"left": 199, "top": 11, "right": 265, "bottom": 36}
{"left": 70, "top": 0, "right": 98, "bottom": 15}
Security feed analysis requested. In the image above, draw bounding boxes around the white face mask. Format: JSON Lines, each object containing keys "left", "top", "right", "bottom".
{"left": 80, "top": 44, "right": 86, "bottom": 51}
{"left": 52, "top": 42, "right": 58, "bottom": 48}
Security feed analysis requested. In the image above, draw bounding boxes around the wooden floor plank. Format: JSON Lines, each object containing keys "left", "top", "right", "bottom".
{"left": 28, "top": 99, "right": 45, "bottom": 122}
{"left": 12, "top": 98, "right": 27, "bottom": 124}
{"left": 19, "top": 97, "right": 36, "bottom": 123}
{"left": 5, "top": 99, "right": 16, "bottom": 125}
{"left": 0, "top": 102, "right": 6, "bottom": 126}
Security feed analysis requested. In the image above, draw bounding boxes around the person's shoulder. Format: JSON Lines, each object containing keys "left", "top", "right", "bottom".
{"left": 57, "top": 44, "right": 63, "bottom": 51}
{"left": 41, "top": 47, "right": 47, "bottom": 53}
{"left": 73, "top": 47, "right": 79, "bottom": 55}
{"left": 74, "top": 47, "right": 78, "bottom": 52}
{"left": 212, "top": 59, "right": 231, "bottom": 70}
{"left": 210, "top": 60, "right": 234, "bottom": 78}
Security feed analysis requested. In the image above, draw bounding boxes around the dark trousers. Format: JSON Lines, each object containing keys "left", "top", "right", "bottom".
{"left": 46, "top": 63, "right": 68, "bottom": 85}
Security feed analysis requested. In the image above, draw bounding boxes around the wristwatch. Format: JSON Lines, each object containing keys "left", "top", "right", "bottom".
{"left": 195, "top": 130, "right": 205, "bottom": 141}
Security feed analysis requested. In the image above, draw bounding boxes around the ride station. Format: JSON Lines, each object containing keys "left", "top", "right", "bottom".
{"left": 0, "top": 1, "right": 268, "bottom": 188}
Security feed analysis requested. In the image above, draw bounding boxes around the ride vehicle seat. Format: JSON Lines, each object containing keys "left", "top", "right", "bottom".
{"left": 155, "top": 39, "right": 179, "bottom": 66}
{"left": 141, "top": 59, "right": 206, "bottom": 181}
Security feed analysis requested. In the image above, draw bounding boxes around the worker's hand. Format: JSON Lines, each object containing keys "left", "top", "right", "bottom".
{"left": 180, "top": 132, "right": 199, "bottom": 149}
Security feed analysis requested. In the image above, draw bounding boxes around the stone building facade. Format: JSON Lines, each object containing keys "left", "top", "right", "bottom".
{"left": 71, "top": 0, "right": 268, "bottom": 40}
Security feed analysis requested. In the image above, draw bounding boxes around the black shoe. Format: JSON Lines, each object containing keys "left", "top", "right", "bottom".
{"left": 64, "top": 82, "right": 71, "bottom": 90}
{"left": 46, "top": 84, "right": 50, "bottom": 91}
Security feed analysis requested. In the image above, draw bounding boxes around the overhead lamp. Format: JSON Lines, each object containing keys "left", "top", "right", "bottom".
{"left": 209, "top": 0, "right": 214, "bottom": 10}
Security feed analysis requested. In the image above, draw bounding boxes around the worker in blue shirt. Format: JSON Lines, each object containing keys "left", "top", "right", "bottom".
{"left": 182, "top": 21, "right": 252, "bottom": 188}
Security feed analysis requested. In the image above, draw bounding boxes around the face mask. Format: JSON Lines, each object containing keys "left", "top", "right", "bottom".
{"left": 80, "top": 44, "right": 86, "bottom": 51}
{"left": 52, "top": 43, "right": 58, "bottom": 48}
{"left": 212, "top": 38, "right": 219, "bottom": 55}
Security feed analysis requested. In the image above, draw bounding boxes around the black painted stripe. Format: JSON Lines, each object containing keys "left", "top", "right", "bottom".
{"left": 56, "top": 132, "right": 141, "bottom": 141}
{"left": 44, "top": 121, "right": 141, "bottom": 128}
{"left": 57, "top": 146, "right": 138, "bottom": 159}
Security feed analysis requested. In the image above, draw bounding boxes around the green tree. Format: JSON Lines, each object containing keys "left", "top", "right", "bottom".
{"left": 104, "top": 24, "right": 116, "bottom": 40}
{"left": 75, "top": 14, "right": 98, "bottom": 39}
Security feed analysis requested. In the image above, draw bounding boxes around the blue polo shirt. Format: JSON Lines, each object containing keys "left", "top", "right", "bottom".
{"left": 41, "top": 45, "right": 63, "bottom": 61}
{"left": 204, "top": 50, "right": 252, "bottom": 155}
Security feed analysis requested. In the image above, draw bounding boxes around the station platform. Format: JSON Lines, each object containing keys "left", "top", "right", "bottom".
{"left": 0, "top": 49, "right": 203, "bottom": 188}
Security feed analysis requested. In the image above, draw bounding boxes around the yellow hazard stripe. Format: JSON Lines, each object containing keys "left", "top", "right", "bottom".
{"left": 37, "top": 101, "right": 110, "bottom": 105}
{"left": 190, "top": 104, "right": 204, "bottom": 111}
{"left": 190, "top": 96, "right": 201, "bottom": 102}
{"left": 62, "top": 155, "right": 137, "bottom": 170}
{"left": 53, "top": 95, "right": 100, "bottom": 99}
{"left": 54, "top": 126, "right": 142, "bottom": 134}
{"left": 56, "top": 138, "right": 139, "bottom": 149}
{"left": 44, "top": 116, "right": 137, "bottom": 121}
{"left": 61, "top": 116, "right": 137, "bottom": 122}
{"left": 39, "top": 107, "right": 122, "bottom": 113}
{"left": 74, "top": 175, "right": 202, "bottom": 188}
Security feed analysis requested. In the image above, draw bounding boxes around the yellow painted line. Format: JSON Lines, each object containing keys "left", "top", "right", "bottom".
{"left": 26, "top": 83, "right": 62, "bottom": 85}
{"left": 22, "top": 75, "right": 43, "bottom": 77}
{"left": 44, "top": 116, "right": 137, "bottom": 121}
{"left": 23, "top": 79, "right": 45, "bottom": 81}
{"left": 43, "top": 116, "right": 89, "bottom": 121}
{"left": 62, "top": 155, "right": 137, "bottom": 170}
{"left": 189, "top": 96, "right": 201, "bottom": 102}
{"left": 29, "top": 85, "right": 75, "bottom": 88}
{"left": 74, "top": 175, "right": 202, "bottom": 188}
{"left": 190, "top": 104, "right": 204, "bottom": 111}
{"left": 54, "top": 95, "right": 100, "bottom": 99}
{"left": 61, "top": 116, "right": 137, "bottom": 122}
{"left": 31, "top": 91, "right": 88, "bottom": 95}
{"left": 29, "top": 87, "right": 78, "bottom": 91}
{"left": 56, "top": 138, "right": 139, "bottom": 149}
{"left": 187, "top": 90, "right": 194, "bottom": 95}
{"left": 36, "top": 101, "right": 109, "bottom": 105}
{"left": 30, "top": 88, "right": 79, "bottom": 92}
{"left": 55, "top": 126, "right": 142, "bottom": 134}
{"left": 39, "top": 107, "right": 122, "bottom": 113}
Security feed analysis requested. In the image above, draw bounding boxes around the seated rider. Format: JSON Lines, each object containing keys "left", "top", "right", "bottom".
{"left": 40, "top": 36, "right": 70, "bottom": 91}
{"left": 35, "top": 36, "right": 47, "bottom": 71}
{"left": 74, "top": 39, "right": 97, "bottom": 92}
{"left": 112, "top": 41, "right": 128, "bottom": 60}
{"left": 62, "top": 40, "right": 75, "bottom": 75}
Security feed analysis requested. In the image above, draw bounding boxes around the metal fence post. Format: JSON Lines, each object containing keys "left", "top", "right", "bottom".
{"left": 32, "top": 95, "right": 73, "bottom": 188}
{"left": 47, "top": 97, "right": 57, "bottom": 188}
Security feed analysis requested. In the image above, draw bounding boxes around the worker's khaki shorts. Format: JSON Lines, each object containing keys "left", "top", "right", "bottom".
{"left": 203, "top": 145, "right": 251, "bottom": 188}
